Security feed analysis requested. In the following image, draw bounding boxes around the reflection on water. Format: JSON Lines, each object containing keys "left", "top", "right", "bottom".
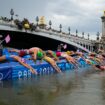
{"left": 0, "top": 68, "right": 105, "bottom": 105}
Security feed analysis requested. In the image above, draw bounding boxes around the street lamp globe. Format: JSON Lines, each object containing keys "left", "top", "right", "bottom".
{"left": 10, "top": 9, "right": 14, "bottom": 20}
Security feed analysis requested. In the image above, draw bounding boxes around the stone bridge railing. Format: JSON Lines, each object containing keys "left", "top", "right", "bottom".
{"left": 0, "top": 20, "right": 96, "bottom": 52}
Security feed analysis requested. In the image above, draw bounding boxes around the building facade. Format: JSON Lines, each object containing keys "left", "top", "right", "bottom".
{"left": 101, "top": 11, "right": 105, "bottom": 51}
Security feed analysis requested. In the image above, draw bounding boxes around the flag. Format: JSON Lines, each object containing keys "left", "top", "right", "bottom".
{"left": 83, "top": 47, "right": 86, "bottom": 51}
{"left": 5, "top": 35, "right": 10, "bottom": 43}
{"left": 63, "top": 44, "right": 67, "bottom": 49}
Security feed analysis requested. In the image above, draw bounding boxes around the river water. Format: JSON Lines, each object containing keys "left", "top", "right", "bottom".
{"left": 0, "top": 68, "right": 105, "bottom": 105}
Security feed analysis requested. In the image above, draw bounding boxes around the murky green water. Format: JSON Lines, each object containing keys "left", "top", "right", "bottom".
{"left": 0, "top": 68, "right": 105, "bottom": 105}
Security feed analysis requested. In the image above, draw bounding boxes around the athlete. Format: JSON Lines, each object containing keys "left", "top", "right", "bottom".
{"left": 8, "top": 48, "right": 29, "bottom": 57}
{"left": 28, "top": 47, "right": 45, "bottom": 61}
{"left": 9, "top": 47, "right": 45, "bottom": 62}
{"left": 94, "top": 65, "right": 105, "bottom": 71}
{"left": 30, "top": 51, "right": 62, "bottom": 73}
{"left": 56, "top": 52, "right": 78, "bottom": 68}
{"left": 43, "top": 55, "right": 62, "bottom": 73}
{"left": 0, "top": 55, "right": 37, "bottom": 74}
{"left": 46, "top": 50, "right": 59, "bottom": 61}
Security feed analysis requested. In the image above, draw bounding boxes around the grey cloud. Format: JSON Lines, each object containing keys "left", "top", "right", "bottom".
{"left": 0, "top": 0, "right": 104, "bottom": 39}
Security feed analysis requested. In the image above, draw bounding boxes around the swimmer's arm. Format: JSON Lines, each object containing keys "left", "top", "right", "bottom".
{"left": 8, "top": 49, "right": 20, "bottom": 53}
{"left": 52, "top": 64, "right": 62, "bottom": 73}
{"left": 44, "top": 56, "right": 61, "bottom": 73}
{"left": 34, "top": 53, "right": 37, "bottom": 60}
{"left": 13, "top": 56, "right": 37, "bottom": 74}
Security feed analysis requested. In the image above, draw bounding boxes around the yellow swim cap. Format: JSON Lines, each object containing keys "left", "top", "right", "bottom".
{"left": 66, "top": 51, "right": 70, "bottom": 55}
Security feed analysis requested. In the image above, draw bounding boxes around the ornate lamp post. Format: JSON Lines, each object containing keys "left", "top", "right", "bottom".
{"left": 96, "top": 32, "right": 100, "bottom": 40}
{"left": 36, "top": 16, "right": 39, "bottom": 26}
{"left": 68, "top": 27, "right": 71, "bottom": 35}
{"left": 96, "top": 32, "right": 100, "bottom": 52}
{"left": 82, "top": 32, "right": 84, "bottom": 38}
{"left": 10, "top": 9, "right": 14, "bottom": 20}
{"left": 0, "top": 35, "right": 2, "bottom": 38}
{"left": 59, "top": 24, "right": 62, "bottom": 32}
{"left": 76, "top": 29, "right": 78, "bottom": 36}
{"left": 49, "top": 20, "right": 52, "bottom": 29}
{"left": 88, "top": 33, "right": 90, "bottom": 40}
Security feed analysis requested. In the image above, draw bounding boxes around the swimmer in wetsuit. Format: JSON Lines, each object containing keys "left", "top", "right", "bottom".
{"left": 43, "top": 55, "right": 62, "bottom": 73}
{"left": 9, "top": 47, "right": 45, "bottom": 62}
{"left": 56, "top": 52, "right": 78, "bottom": 68}
{"left": 0, "top": 55, "right": 37, "bottom": 74}
{"left": 94, "top": 65, "right": 105, "bottom": 71}
{"left": 46, "top": 50, "right": 59, "bottom": 61}
{"left": 28, "top": 47, "right": 45, "bottom": 62}
{"left": 8, "top": 49, "right": 29, "bottom": 57}
{"left": 30, "top": 52, "right": 62, "bottom": 73}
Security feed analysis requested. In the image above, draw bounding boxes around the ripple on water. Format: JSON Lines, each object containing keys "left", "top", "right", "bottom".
{"left": 0, "top": 68, "right": 105, "bottom": 105}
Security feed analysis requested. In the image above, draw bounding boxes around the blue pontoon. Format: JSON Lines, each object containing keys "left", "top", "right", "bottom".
{"left": 0, "top": 49, "right": 92, "bottom": 81}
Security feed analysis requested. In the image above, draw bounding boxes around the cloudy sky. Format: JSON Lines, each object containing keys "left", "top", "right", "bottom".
{"left": 0, "top": 0, "right": 105, "bottom": 39}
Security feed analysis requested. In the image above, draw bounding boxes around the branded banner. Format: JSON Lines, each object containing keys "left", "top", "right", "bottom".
{"left": 0, "top": 67, "right": 12, "bottom": 80}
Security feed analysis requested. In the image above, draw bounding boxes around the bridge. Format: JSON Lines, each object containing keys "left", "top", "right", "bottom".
{"left": 0, "top": 19, "right": 97, "bottom": 52}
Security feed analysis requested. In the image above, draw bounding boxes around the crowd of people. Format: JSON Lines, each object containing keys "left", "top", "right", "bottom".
{"left": 0, "top": 46, "right": 105, "bottom": 75}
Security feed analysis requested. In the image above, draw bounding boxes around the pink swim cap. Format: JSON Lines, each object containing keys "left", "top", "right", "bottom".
{"left": 56, "top": 52, "right": 61, "bottom": 57}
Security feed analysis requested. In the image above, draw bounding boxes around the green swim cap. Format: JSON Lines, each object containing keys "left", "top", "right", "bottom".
{"left": 90, "top": 60, "right": 95, "bottom": 65}
{"left": 53, "top": 52, "right": 56, "bottom": 57}
{"left": 37, "top": 51, "right": 43, "bottom": 58}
